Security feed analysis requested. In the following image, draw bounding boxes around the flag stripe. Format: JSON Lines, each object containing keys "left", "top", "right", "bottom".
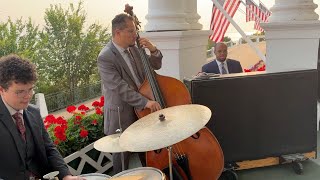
{"left": 209, "top": 0, "right": 240, "bottom": 42}
{"left": 246, "top": 0, "right": 260, "bottom": 22}
{"left": 215, "top": 0, "right": 238, "bottom": 41}
{"left": 246, "top": 0, "right": 272, "bottom": 32}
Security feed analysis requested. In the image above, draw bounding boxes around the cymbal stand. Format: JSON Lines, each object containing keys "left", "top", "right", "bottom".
{"left": 167, "top": 146, "right": 173, "bottom": 180}
{"left": 159, "top": 114, "right": 174, "bottom": 180}
{"left": 116, "top": 106, "right": 125, "bottom": 171}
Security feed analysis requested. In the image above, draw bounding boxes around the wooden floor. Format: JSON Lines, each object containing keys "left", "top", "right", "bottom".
{"left": 235, "top": 132, "right": 320, "bottom": 180}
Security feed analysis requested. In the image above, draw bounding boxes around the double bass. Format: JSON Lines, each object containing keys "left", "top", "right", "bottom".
{"left": 124, "top": 5, "right": 224, "bottom": 180}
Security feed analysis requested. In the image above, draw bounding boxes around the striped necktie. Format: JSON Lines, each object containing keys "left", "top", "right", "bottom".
{"left": 124, "top": 49, "right": 142, "bottom": 86}
{"left": 12, "top": 112, "right": 26, "bottom": 141}
{"left": 221, "top": 62, "right": 227, "bottom": 74}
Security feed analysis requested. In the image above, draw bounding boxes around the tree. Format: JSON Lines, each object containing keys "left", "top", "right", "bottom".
{"left": 0, "top": 1, "right": 110, "bottom": 94}
{"left": 35, "top": 1, "right": 110, "bottom": 92}
{"left": 0, "top": 18, "right": 40, "bottom": 59}
{"left": 223, "top": 36, "right": 231, "bottom": 42}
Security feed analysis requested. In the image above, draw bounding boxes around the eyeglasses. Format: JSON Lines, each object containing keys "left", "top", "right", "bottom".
{"left": 122, "top": 28, "right": 137, "bottom": 34}
{"left": 13, "top": 88, "right": 35, "bottom": 98}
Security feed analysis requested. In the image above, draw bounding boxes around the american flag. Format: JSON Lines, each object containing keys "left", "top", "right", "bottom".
{"left": 246, "top": 0, "right": 260, "bottom": 22}
{"left": 209, "top": 0, "right": 241, "bottom": 42}
{"left": 259, "top": 2, "right": 271, "bottom": 21}
{"left": 254, "top": 2, "right": 272, "bottom": 32}
{"left": 254, "top": 19, "right": 264, "bottom": 32}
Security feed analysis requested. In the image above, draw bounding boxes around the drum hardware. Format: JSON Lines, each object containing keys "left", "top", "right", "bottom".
{"left": 167, "top": 146, "right": 173, "bottom": 180}
{"left": 43, "top": 171, "right": 59, "bottom": 180}
{"left": 93, "top": 107, "right": 126, "bottom": 171}
{"left": 117, "top": 106, "right": 125, "bottom": 171}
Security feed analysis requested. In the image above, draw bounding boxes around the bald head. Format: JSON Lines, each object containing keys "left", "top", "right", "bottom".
{"left": 214, "top": 42, "right": 228, "bottom": 62}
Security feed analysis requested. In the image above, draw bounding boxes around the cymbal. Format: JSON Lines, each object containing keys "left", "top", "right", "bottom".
{"left": 94, "top": 133, "right": 126, "bottom": 153}
{"left": 119, "top": 104, "right": 211, "bottom": 152}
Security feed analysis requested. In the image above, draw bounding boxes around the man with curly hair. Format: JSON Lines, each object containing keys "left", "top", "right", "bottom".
{"left": 0, "top": 54, "right": 84, "bottom": 180}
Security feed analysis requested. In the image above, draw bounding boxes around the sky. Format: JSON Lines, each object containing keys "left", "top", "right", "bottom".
{"left": 1, "top": 0, "right": 320, "bottom": 41}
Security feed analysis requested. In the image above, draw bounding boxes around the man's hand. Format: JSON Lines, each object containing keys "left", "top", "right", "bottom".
{"left": 144, "top": 100, "right": 161, "bottom": 112}
{"left": 63, "top": 175, "right": 86, "bottom": 180}
{"left": 139, "top": 37, "right": 157, "bottom": 53}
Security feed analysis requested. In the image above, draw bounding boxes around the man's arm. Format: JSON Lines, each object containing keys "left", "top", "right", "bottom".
{"left": 149, "top": 50, "right": 162, "bottom": 70}
{"left": 98, "top": 53, "right": 148, "bottom": 110}
{"left": 237, "top": 60, "right": 243, "bottom": 73}
{"left": 39, "top": 114, "right": 71, "bottom": 180}
{"left": 138, "top": 37, "right": 162, "bottom": 70}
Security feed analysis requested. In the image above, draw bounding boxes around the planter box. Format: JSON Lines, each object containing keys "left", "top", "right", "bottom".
{"left": 64, "top": 142, "right": 113, "bottom": 175}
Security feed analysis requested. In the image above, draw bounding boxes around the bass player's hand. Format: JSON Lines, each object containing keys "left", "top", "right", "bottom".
{"left": 144, "top": 100, "right": 161, "bottom": 112}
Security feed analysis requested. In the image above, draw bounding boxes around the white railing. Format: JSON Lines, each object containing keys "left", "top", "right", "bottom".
{"left": 64, "top": 142, "right": 113, "bottom": 175}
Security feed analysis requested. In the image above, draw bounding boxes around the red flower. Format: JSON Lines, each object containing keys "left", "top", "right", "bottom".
{"left": 244, "top": 69, "right": 251, "bottom": 72}
{"left": 99, "top": 96, "right": 105, "bottom": 107}
{"left": 78, "top": 104, "right": 89, "bottom": 111}
{"left": 56, "top": 116, "right": 67, "bottom": 125}
{"left": 54, "top": 139, "right": 60, "bottom": 145}
{"left": 80, "top": 129, "right": 89, "bottom": 138}
{"left": 91, "top": 119, "right": 98, "bottom": 125}
{"left": 74, "top": 116, "right": 82, "bottom": 125}
{"left": 54, "top": 125, "right": 67, "bottom": 141}
{"left": 95, "top": 107, "right": 103, "bottom": 115}
{"left": 46, "top": 97, "right": 105, "bottom": 157}
{"left": 66, "top": 106, "right": 77, "bottom": 113}
{"left": 44, "top": 114, "right": 56, "bottom": 125}
{"left": 257, "top": 65, "right": 266, "bottom": 71}
{"left": 92, "top": 101, "right": 100, "bottom": 107}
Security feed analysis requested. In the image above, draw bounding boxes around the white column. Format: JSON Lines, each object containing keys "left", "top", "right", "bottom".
{"left": 141, "top": 30, "right": 210, "bottom": 80}
{"left": 143, "top": 0, "right": 208, "bottom": 79}
{"left": 144, "top": 0, "right": 190, "bottom": 31}
{"left": 262, "top": 0, "right": 320, "bottom": 73}
{"left": 268, "top": 0, "right": 319, "bottom": 22}
{"left": 185, "top": 0, "right": 202, "bottom": 30}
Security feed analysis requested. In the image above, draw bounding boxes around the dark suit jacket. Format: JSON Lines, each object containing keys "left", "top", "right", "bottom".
{"left": 0, "top": 98, "right": 70, "bottom": 180}
{"left": 202, "top": 59, "right": 243, "bottom": 74}
{"left": 97, "top": 41, "right": 162, "bottom": 136}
